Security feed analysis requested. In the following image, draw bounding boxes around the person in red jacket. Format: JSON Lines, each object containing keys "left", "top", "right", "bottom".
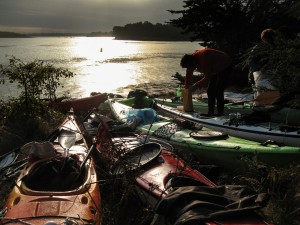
{"left": 180, "top": 48, "right": 232, "bottom": 116}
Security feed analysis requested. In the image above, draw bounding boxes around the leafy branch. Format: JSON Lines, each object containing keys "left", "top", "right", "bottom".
{"left": 0, "top": 56, "right": 74, "bottom": 118}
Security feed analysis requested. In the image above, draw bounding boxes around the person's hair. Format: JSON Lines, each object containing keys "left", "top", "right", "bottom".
{"left": 180, "top": 54, "right": 195, "bottom": 68}
{"left": 261, "top": 28, "right": 276, "bottom": 45}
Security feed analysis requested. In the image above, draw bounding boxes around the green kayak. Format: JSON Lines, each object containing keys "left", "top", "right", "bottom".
{"left": 155, "top": 97, "right": 254, "bottom": 116}
{"left": 108, "top": 97, "right": 300, "bottom": 171}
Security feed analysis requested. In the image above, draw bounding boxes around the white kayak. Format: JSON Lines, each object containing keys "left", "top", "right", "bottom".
{"left": 155, "top": 103, "right": 300, "bottom": 147}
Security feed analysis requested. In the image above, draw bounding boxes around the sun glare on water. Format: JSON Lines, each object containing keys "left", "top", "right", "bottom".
{"left": 0, "top": 37, "right": 199, "bottom": 99}
{"left": 67, "top": 37, "right": 143, "bottom": 97}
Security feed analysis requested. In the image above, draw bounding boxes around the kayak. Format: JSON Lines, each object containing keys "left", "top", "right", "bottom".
{"left": 1, "top": 110, "right": 102, "bottom": 225}
{"left": 107, "top": 97, "right": 300, "bottom": 170}
{"left": 82, "top": 112, "right": 272, "bottom": 225}
{"left": 129, "top": 89, "right": 254, "bottom": 116}
{"left": 155, "top": 100, "right": 300, "bottom": 147}
{"left": 155, "top": 97, "right": 254, "bottom": 116}
{"left": 50, "top": 92, "right": 107, "bottom": 112}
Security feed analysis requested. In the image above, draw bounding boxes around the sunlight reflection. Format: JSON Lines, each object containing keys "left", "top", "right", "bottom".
{"left": 67, "top": 37, "right": 145, "bottom": 97}
{"left": 70, "top": 37, "right": 141, "bottom": 62}
{"left": 0, "top": 37, "right": 201, "bottom": 99}
{"left": 68, "top": 38, "right": 196, "bottom": 97}
{"left": 70, "top": 63, "right": 139, "bottom": 97}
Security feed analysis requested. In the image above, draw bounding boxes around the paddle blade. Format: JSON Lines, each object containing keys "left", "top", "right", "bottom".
{"left": 0, "top": 152, "right": 17, "bottom": 169}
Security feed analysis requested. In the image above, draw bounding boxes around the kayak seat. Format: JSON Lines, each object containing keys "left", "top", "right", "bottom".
{"left": 22, "top": 157, "right": 86, "bottom": 192}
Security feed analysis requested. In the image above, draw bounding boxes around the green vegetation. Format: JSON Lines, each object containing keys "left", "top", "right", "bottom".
{"left": 0, "top": 56, "right": 74, "bottom": 117}
{"left": 112, "top": 21, "right": 189, "bottom": 41}
{"left": 168, "top": 0, "right": 299, "bottom": 60}
{"left": 168, "top": 0, "right": 300, "bottom": 93}
{"left": 86, "top": 31, "right": 113, "bottom": 37}
{"left": 0, "top": 57, "right": 74, "bottom": 149}
{"left": 241, "top": 34, "right": 300, "bottom": 93}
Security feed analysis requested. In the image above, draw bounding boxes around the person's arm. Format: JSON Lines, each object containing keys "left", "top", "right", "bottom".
{"left": 184, "top": 68, "right": 195, "bottom": 88}
{"left": 188, "top": 74, "right": 208, "bottom": 92}
{"left": 192, "top": 53, "right": 212, "bottom": 88}
{"left": 194, "top": 74, "right": 208, "bottom": 87}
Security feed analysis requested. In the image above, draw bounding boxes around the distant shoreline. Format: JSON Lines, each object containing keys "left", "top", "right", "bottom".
{"left": 0, "top": 31, "right": 111, "bottom": 38}
{"left": 0, "top": 34, "right": 189, "bottom": 41}
{"left": 0, "top": 31, "right": 189, "bottom": 41}
{"left": 0, "top": 31, "right": 31, "bottom": 38}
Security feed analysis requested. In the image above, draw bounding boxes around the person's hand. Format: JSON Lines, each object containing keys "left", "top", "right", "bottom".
{"left": 188, "top": 83, "right": 198, "bottom": 93}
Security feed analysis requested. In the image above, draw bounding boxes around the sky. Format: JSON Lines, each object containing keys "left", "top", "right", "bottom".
{"left": 0, "top": 0, "right": 184, "bottom": 33}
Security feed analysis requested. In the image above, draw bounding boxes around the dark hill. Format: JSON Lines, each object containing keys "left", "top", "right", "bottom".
{"left": 112, "top": 21, "right": 190, "bottom": 41}
{"left": 0, "top": 31, "right": 30, "bottom": 38}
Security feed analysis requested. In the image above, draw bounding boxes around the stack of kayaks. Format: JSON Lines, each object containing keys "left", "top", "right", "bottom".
{"left": 1, "top": 110, "right": 102, "bottom": 225}
{"left": 107, "top": 97, "right": 300, "bottom": 171}
{"left": 155, "top": 98, "right": 300, "bottom": 147}
{"left": 81, "top": 112, "right": 273, "bottom": 225}
{"left": 166, "top": 91, "right": 300, "bottom": 126}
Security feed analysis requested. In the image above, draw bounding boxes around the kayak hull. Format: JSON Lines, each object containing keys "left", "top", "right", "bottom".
{"left": 51, "top": 93, "right": 107, "bottom": 112}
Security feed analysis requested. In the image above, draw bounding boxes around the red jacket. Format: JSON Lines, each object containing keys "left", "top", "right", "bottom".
{"left": 184, "top": 48, "right": 232, "bottom": 88}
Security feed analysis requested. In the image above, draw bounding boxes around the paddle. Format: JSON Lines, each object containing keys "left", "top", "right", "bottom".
{"left": 0, "top": 147, "right": 19, "bottom": 160}
{"left": 80, "top": 137, "right": 96, "bottom": 172}
{"left": 0, "top": 152, "right": 18, "bottom": 170}
{"left": 0, "top": 148, "right": 27, "bottom": 179}
{"left": 0, "top": 148, "right": 21, "bottom": 169}
{"left": 0, "top": 157, "right": 28, "bottom": 173}
{"left": 3, "top": 162, "right": 28, "bottom": 179}
{"left": 78, "top": 112, "right": 114, "bottom": 172}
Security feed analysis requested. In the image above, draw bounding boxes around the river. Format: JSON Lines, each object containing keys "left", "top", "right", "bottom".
{"left": 0, "top": 37, "right": 202, "bottom": 100}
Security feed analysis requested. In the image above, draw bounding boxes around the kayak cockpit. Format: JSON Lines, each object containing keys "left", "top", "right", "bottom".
{"left": 21, "top": 155, "right": 87, "bottom": 193}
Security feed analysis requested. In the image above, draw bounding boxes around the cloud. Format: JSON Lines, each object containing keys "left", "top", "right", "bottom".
{"left": 0, "top": 0, "right": 183, "bottom": 33}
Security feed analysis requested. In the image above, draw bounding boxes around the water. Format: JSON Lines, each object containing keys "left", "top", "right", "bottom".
{"left": 0, "top": 37, "right": 201, "bottom": 100}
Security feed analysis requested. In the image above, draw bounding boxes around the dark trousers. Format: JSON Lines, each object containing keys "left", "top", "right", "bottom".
{"left": 207, "top": 65, "right": 232, "bottom": 116}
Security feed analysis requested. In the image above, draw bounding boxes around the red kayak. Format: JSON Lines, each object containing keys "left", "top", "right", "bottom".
{"left": 51, "top": 92, "right": 107, "bottom": 112}
{"left": 1, "top": 110, "right": 102, "bottom": 225}
{"left": 82, "top": 112, "right": 273, "bottom": 225}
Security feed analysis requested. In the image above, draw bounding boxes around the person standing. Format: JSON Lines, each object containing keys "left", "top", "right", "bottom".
{"left": 247, "top": 28, "right": 281, "bottom": 105}
{"left": 180, "top": 48, "right": 232, "bottom": 116}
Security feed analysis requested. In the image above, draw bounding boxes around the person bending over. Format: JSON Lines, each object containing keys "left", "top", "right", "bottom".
{"left": 180, "top": 48, "right": 232, "bottom": 116}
